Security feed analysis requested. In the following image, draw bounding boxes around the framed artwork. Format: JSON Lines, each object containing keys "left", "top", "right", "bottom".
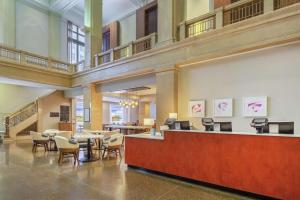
{"left": 50, "top": 112, "right": 59, "bottom": 117}
{"left": 243, "top": 96, "right": 268, "bottom": 117}
{"left": 214, "top": 98, "right": 233, "bottom": 117}
{"left": 84, "top": 108, "right": 90, "bottom": 122}
{"left": 189, "top": 100, "right": 205, "bottom": 117}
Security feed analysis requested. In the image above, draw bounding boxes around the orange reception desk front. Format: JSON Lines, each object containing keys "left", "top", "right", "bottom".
{"left": 125, "top": 131, "right": 300, "bottom": 199}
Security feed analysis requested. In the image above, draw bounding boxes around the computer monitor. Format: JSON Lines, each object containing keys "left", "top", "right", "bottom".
{"left": 220, "top": 122, "right": 232, "bottom": 132}
{"left": 202, "top": 118, "right": 214, "bottom": 131}
{"left": 171, "top": 121, "right": 190, "bottom": 130}
{"left": 278, "top": 122, "right": 294, "bottom": 134}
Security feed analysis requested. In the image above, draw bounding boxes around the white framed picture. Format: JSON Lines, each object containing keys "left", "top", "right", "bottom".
{"left": 214, "top": 98, "right": 233, "bottom": 117}
{"left": 243, "top": 96, "right": 268, "bottom": 117}
{"left": 84, "top": 108, "right": 90, "bottom": 122}
{"left": 189, "top": 100, "right": 205, "bottom": 117}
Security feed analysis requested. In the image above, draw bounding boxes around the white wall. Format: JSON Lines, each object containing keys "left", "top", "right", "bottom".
{"left": 185, "top": 0, "right": 212, "bottom": 21}
{"left": 119, "top": 13, "right": 136, "bottom": 45}
{"left": 178, "top": 43, "right": 300, "bottom": 134}
{"left": 16, "top": 1, "right": 49, "bottom": 56}
{"left": 0, "top": 83, "right": 55, "bottom": 131}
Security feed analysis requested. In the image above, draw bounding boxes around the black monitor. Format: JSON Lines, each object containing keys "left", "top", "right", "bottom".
{"left": 220, "top": 122, "right": 232, "bottom": 132}
{"left": 278, "top": 122, "right": 294, "bottom": 134}
{"left": 202, "top": 118, "right": 214, "bottom": 131}
{"left": 171, "top": 121, "right": 190, "bottom": 130}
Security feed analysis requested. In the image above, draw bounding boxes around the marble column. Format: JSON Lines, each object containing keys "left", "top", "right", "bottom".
{"left": 83, "top": 84, "right": 102, "bottom": 130}
{"left": 0, "top": 0, "right": 16, "bottom": 47}
{"left": 84, "top": 0, "right": 102, "bottom": 68}
{"left": 155, "top": 66, "right": 178, "bottom": 128}
{"left": 48, "top": 12, "right": 61, "bottom": 60}
{"left": 157, "top": 0, "right": 185, "bottom": 47}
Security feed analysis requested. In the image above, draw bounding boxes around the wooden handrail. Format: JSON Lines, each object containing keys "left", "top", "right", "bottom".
{"left": 9, "top": 101, "right": 36, "bottom": 118}
{"left": 224, "top": 0, "right": 255, "bottom": 10}
{"left": 133, "top": 33, "right": 156, "bottom": 44}
{"left": 7, "top": 101, "right": 38, "bottom": 130}
{"left": 184, "top": 12, "right": 216, "bottom": 26}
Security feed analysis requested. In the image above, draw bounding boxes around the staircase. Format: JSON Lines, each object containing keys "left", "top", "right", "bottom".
{"left": 5, "top": 101, "right": 38, "bottom": 140}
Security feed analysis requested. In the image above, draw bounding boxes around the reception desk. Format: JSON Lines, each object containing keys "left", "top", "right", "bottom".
{"left": 125, "top": 130, "right": 300, "bottom": 199}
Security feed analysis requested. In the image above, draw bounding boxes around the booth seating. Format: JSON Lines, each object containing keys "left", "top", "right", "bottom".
{"left": 30, "top": 131, "right": 49, "bottom": 152}
{"left": 54, "top": 136, "right": 79, "bottom": 165}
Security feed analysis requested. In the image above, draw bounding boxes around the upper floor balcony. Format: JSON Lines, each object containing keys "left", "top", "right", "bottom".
{"left": 0, "top": 0, "right": 299, "bottom": 88}
{"left": 83, "top": 0, "right": 300, "bottom": 72}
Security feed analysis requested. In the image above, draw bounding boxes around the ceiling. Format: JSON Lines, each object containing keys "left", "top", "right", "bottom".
{"left": 26, "top": 0, "right": 152, "bottom": 25}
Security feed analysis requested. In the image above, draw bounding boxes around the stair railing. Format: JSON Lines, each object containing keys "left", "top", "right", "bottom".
{"left": 5, "top": 101, "right": 38, "bottom": 138}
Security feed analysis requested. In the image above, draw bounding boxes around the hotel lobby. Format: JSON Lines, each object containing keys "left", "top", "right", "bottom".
{"left": 0, "top": 0, "right": 300, "bottom": 199}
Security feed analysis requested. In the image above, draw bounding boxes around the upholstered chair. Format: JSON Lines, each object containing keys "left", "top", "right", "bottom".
{"left": 30, "top": 131, "right": 49, "bottom": 153}
{"left": 102, "top": 133, "right": 124, "bottom": 159}
{"left": 54, "top": 136, "right": 79, "bottom": 165}
{"left": 56, "top": 131, "right": 72, "bottom": 139}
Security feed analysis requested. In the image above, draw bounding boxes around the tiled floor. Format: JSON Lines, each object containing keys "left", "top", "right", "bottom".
{"left": 0, "top": 141, "right": 253, "bottom": 200}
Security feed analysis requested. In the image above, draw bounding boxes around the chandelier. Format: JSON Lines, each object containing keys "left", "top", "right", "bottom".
{"left": 119, "top": 93, "right": 139, "bottom": 109}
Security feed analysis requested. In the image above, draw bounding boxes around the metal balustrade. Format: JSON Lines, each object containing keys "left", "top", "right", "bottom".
{"left": 223, "top": 0, "right": 264, "bottom": 26}
{"left": 274, "top": 0, "right": 300, "bottom": 9}
{"left": 186, "top": 15, "right": 216, "bottom": 38}
{"left": 8, "top": 102, "right": 38, "bottom": 128}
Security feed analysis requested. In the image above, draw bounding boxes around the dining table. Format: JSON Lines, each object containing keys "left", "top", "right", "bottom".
{"left": 73, "top": 134, "right": 104, "bottom": 162}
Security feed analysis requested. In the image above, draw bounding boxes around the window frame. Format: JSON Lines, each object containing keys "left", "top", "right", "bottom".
{"left": 67, "top": 21, "right": 85, "bottom": 64}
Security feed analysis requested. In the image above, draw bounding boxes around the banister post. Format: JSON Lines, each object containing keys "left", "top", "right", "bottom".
{"left": 150, "top": 33, "right": 157, "bottom": 49}
{"left": 179, "top": 21, "right": 186, "bottom": 40}
{"left": 48, "top": 58, "right": 53, "bottom": 68}
{"left": 215, "top": 7, "right": 224, "bottom": 29}
{"left": 95, "top": 54, "right": 99, "bottom": 66}
{"left": 20, "top": 52, "right": 26, "bottom": 64}
{"left": 68, "top": 64, "right": 75, "bottom": 73}
{"left": 264, "top": 0, "right": 274, "bottom": 13}
{"left": 110, "top": 49, "right": 114, "bottom": 62}
{"left": 128, "top": 42, "right": 133, "bottom": 56}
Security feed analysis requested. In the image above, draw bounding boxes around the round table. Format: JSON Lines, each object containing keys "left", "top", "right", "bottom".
{"left": 42, "top": 130, "right": 62, "bottom": 151}
{"left": 73, "top": 134, "right": 104, "bottom": 162}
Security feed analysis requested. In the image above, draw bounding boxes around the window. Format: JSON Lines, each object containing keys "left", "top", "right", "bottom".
{"left": 110, "top": 104, "right": 124, "bottom": 124}
{"left": 102, "top": 31, "right": 110, "bottom": 52}
{"left": 145, "top": 5, "right": 157, "bottom": 36}
{"left": 67, "top": 21, "right": 85, "bottom": 64}
{"left": 75, "top": 96, "right": 84, "bottom": 132}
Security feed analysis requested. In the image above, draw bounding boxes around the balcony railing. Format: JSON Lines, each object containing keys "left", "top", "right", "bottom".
{"left": 114, "top": 44, "right": 131, "bottom": 60}
{"left": 223, "top": 0, "right": 264, "bottom": 26}
{"left": 180, "top": 13, "right": 216, "bottom": 39}
{"left": 0, "top": 44, "right": 75, "bottom": 73}
{"left": 179, "top": 0, "right": 283, "bottom": 40}
{"left": 94, "top": 33, "right": 157, "bottom": 67}
{"left": 274, "top": 0, "right": 300, "bottom": 9}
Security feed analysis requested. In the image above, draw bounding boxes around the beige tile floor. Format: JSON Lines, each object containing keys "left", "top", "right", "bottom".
{"left": 0, "top": 141, "right": 254, "bottom": 200}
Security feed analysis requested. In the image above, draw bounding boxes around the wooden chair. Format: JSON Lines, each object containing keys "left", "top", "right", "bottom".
{"left": 54, "top": 136, "right": 79, "bottom": 165}
{"left": 30, "top": 131, "right": 49, "bottom": 153}
{"left": 102, "top": 133, "right": 124, "bottom": 159}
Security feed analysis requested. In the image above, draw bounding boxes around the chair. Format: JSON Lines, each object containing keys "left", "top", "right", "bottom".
{"left": 30, "top": 131, "right": 49, "bottom": 153}
{"left": 56, "top": 131, "right": 72, "bottom": 139}
{"left": 54, "top": 136, "right": 79, "bottom": 165}
{"left": 102, "top": 133, "right": 124, "bottom": 159}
